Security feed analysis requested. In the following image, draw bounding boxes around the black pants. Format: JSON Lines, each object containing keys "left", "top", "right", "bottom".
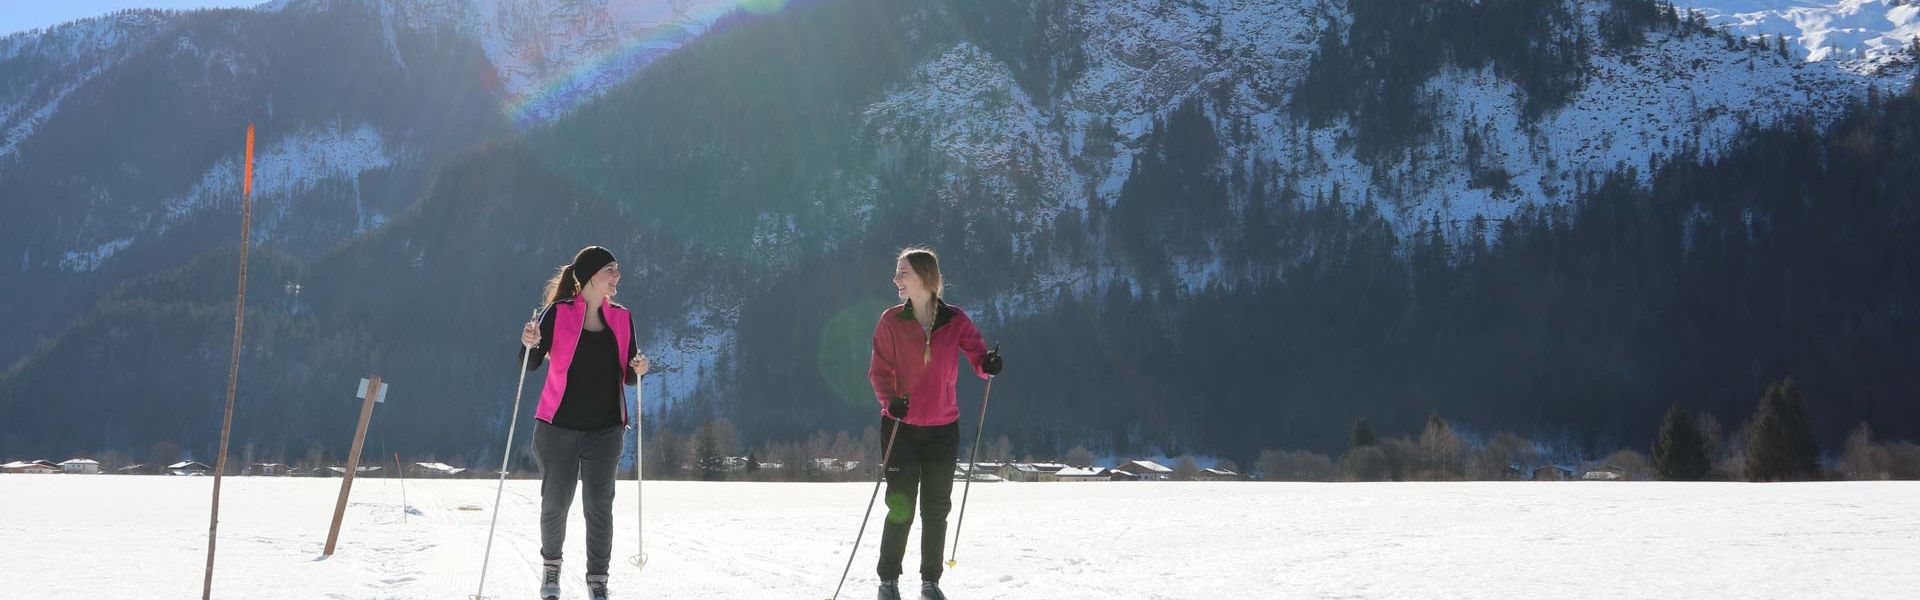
{"left": 877, "top": 417, "right": 959, "bottom": 583}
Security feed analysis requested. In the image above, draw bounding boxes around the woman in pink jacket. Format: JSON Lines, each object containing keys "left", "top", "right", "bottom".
{"left": 867, "top": 245, "right": 1002, "bottom": 600}
{"left": 517, "top": 245, "right": 650, "bottom": 600}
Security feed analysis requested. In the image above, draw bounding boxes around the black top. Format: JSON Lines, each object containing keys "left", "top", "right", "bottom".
{"left": 550, "top": 327, "right": 622, "bottom": 431}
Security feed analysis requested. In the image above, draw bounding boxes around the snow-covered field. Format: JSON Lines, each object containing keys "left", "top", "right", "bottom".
{"left": 4, "top": 476, "right": 1916, "bottom": 599}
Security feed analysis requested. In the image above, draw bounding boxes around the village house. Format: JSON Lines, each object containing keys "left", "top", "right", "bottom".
{"left": 1053, "top": 466, "right": 1108, "bottom": 482}
{"left": 168, "top": 461, "right": 211, "bottom": 476}
{"left": 999, "top": 463, "right": 1059, "bottom": 482}
{"left": 245, "top": 463, "right": 289, "bottom": 476}
{"left": 1115, "top": 460, "right": 1174, "bottom": 481}
{"left": 1194, "top": 467, "right": 1240, "bottom": 482}
{"left": 410, "top": 462, "right": 468, "bottom": 478}
{"left": 953, "top": 463, "right": 1004, "bottom": 482}
{"left": 2, "top": 460, "right": 61, "bottom": 474}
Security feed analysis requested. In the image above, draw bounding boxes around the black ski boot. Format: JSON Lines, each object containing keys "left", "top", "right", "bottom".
{"left": 877, "top": 579, "right": 902, "bottom": 600}
{"left": 920, "top": 580, "right": 949, "bottom": 600}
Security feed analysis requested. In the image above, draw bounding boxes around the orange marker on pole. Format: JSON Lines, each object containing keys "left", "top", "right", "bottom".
{"left": 243, "top": 124, "right": 254, "bottom": 199}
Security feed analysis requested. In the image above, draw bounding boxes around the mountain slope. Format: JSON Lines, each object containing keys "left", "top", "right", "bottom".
{"left": 4, "top": 0, "right": 1919, "bottom": 466}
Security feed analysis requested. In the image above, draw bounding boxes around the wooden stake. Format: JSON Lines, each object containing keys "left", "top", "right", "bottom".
{"left": 204, "top": 123, "right": 254, "bottom": 600}
{"left": 324, "top": 375, "right": 382, "bottom": 556}
{"left": 394, "top": 451, "right": 408, "bottom": 524}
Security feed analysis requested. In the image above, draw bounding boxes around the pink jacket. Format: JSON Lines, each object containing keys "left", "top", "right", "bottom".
{"left": 868, "top": 299, "right": 990, "bottom": 426}
{"left": 531, "top": 296, "right": 634, "bottom": 425}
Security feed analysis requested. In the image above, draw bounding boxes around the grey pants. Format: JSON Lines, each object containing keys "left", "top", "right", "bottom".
{"left": 533, "top": 421, "right": 623, "bottom": 576}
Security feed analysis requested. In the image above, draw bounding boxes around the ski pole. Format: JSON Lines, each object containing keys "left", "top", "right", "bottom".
{"left": 827, "top": 414, "right": 905, "bottom": 600}
{"left": 471, "top": 325, "right": 539, "bottom": 600}
{"left": 393, "top": 451, "right": 408, "bottom": 524}
{"left": 629, "top": 365, "right": 648, "bottom": 569}
{"left": 946, "top": 365, "right": 995, "bottom": 568}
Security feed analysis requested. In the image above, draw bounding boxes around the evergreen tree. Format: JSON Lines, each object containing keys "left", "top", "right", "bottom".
{"left": 1652, "top": 403, "right": 1710, "bottom": 480}
{"left": 1776, "top": 379, "right": 1821, "bottom": 476}
{"left": 1349, "top": 418, "right": 1379, "bottom": 451}
{"left": 695, "top": 421, "right": 725, "bottom": 481}
{"left": 1745, "top": 379, "right": 1820, "bottom": 481}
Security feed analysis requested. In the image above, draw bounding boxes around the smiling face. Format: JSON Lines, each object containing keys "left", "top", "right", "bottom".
{"left": 584, "top": 261, "right": 621, "bottom": 298}
{"left": 893, "top": 257, "right": 924, "bottom": 301}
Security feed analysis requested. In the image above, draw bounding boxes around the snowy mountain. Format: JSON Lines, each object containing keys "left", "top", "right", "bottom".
{"left": 0, "top": 11, "right": 175, "bottom": 159}
{"left": 0, "top": 0, "right": 735, "bottom": 365}
{"left": 263, "top": 0, "right": 741, "bottom": 126}
{"left": 1684, "top": 0, "right": 1920, "bottom": 71}
{"left": 856, "top": 0, "right": 1912, "bottom": 308}
{"left": 4, "top": 0, "right": 1919, "bottom": 466}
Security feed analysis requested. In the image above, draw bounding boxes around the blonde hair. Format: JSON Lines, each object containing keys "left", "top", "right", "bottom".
{"left": 898, "top": 245, "right": 943, "bottom": 303}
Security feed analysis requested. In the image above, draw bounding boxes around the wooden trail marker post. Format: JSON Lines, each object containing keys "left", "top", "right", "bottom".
{"left": 324, "top": 375, "right": 389, "bottom": 556}
{"left": 203, "top": 123, "right": 255, "bottom": 600}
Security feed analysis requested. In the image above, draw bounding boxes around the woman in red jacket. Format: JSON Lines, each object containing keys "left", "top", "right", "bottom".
{"left": 867, "top": 245, "right": 1001, "bottom": 600}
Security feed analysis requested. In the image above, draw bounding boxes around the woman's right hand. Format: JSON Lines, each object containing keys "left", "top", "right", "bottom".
{"left": 521, "top": 320, "right": 541, "bottom": 348}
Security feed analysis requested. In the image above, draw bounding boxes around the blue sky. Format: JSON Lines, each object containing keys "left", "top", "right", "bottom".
{"left": 1, "top": 1, "right": 265, "bottom": 37}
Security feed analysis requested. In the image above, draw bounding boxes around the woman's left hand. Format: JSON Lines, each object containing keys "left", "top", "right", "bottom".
{"left": 630, "top": 353, "right": 651, "bottom": 377}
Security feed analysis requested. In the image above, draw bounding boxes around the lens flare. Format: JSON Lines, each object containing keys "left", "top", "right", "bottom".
{"left": 506, "top": 0, "right": 798, "bottom": 128}
{"left": 816, "top": 298, "right": 895, "bottom": 410}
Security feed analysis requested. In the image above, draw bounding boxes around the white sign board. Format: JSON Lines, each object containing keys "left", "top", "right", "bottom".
{"left": 356, "top": 378, "right": 390, "bottom": 403}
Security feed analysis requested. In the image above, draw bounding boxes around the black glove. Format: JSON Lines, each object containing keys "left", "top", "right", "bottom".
{"left": 887, "top": 397, "right": 909, "bottom": 421}
{"left": 981, "top": 344, "right": 1003, "bottom": 376}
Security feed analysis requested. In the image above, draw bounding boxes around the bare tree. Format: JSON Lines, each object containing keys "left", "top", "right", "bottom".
{"left": 1472, "top": 432, "right": 1540, "bottom": 480}
{"left": 1173, "top": 455, "right": 1200, "bottom": 481}
{"left": 1064, "top": 446, "right": 1096, "bottom": 468}
{"left": 148, "top": 441, "right": 183, "bottom": 473}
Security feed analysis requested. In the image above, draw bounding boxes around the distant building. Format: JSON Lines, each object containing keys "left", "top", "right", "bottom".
{"left": 1115, "top": 460, "right": 1174, "bottom": 481}
{"left": 2, "top": 460, "right": 60, "bottom": 474}
{"left": 1194, "top": 467, "right": 1240, "bottom": 482}
{"left": 245, "top": 463, "right": 289, "bottom": 476}
{"left": 59, "top": 458, "right": 101, "bottom": 475}
{"left": 114, "top": 464, "right": 148, "bottom": 475}
{"left": 1028, "top": 462, "right": 1071, "bottom": 474}
{"left": 999, "top": 463, "right": 1060, "bottom": 482}
{"left": 810, "top": 458, "right": 859, "bottom": 475}
{"left": 1054, "top": 467, "right": 1108, "bottom": 482}
{"left": 410, "top": 462, "right": 467, "bottom": 478}
{"left": 953, "top": 463, "right": 1005, "bottom": 482}
{"left": 168, "top": 461, "right": 211, "bottom": 476}
{"left": 1511, "top": 463, "right": 1577, "bottom": 481}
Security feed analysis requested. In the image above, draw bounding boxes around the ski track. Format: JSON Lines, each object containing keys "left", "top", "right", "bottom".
{"left": 3, "top": 476, "right": 1918, "bottom": 599}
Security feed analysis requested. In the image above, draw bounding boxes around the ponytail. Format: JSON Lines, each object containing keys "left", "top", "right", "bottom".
{"left": 538, "top": 263, "right": 578, "bottom": 315}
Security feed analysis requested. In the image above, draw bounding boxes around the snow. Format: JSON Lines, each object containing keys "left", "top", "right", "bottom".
{"left": 620, "top": 296, "right": 737, "bottom": 414}
{"left": 56, "top": 237, "right": 131, "bottom": 273}
{"left": 1682, "top": 0, "right": 1920, "bottom": 71}
{"left": 5, "top": 476, "right": 1917, "bottom": 599}
{"left": 864, "top": 43, "right": 1079, "bottom": 219}
{"left": 0, "top": 12, "right": 172, "bottom": 158}
{"left": 364, "top": 0, "right": 737, "bottom": 124}
{"left": 158, "top": 121, "right": 395, "bottom": 239}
